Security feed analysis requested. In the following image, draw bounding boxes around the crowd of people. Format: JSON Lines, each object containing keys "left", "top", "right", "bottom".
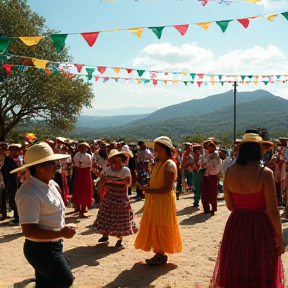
{"left": 0, "top": 132, "right": 286, "bottom": 287}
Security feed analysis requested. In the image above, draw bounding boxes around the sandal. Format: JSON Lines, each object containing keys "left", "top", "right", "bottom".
{"left": 146, "top": 253, "right": 168, "bottom": 266}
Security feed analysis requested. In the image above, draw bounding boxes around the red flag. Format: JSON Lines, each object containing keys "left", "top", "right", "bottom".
{"left": 2, "top": 64, "right": 13, "bottom": 75}
{"left": 95, "top": 75, "right": 100, "bottom": 82}
{"left": 97, "top": 66, "right": 107, "bottom": 74}
{"left": 126, "top": 68, "right": 132, "bottom": 74}
{"left": 173, "top": 25, "right": 189, "bottom": 36}
{"left": 237, "top": 18, "right": 250, "bottom": 28}
{"left": 197, "top": 81, "right": 202, "bottom": 87}
{"left": 81, "top": 32, "right": 100, "bottom": 47}
{"left": 197, "top": 73, "right": 204, "bottom": 79}
{"left": 74, "top": 64, "right": 84, "bottom": 73}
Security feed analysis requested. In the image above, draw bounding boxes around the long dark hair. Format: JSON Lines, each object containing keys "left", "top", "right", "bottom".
{"left": 156, "top": 142, "right": 172, "bottom": 158}
{"left": 236, "top": 142, "right": 262, "bottom": 165}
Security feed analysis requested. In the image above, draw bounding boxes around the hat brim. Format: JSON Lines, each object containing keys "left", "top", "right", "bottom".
{"left": 10, "top": 154, "right": 70, "bottom": 174}
{"left": 107, "top": 151, "right": 132, "bottom": 160}
{"left": 241, "top": 139, "right": 274, "bottom": 148}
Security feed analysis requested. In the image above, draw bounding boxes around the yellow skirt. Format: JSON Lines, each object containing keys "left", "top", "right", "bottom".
{"left": 134, "top": 191, "right": 182, "bottom": 254}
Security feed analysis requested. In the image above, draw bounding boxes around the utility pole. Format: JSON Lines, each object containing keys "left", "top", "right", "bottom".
{"left": 233, "top": 82, "right": 237, "bottom": 143}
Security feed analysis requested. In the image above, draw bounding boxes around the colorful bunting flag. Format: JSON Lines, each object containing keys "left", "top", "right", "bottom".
{"left": 216, "top": 20, "right": 232, "bottom": 33}
{"left": 74, "top": 64, "right": 84, "bottom": 73}
{"left": 19, "top": 36, "right": 43, "bottom": 46}
{"left": 173, "top": 24, "right": 189, "bottom": 36}
{"left": 128, "top": 27, "right": 144, "bottom": 39}
{"left": 49, "top": 34, "right": 68, "bottom": 53}
{"left": 81, "top": 32, "right": 100, "bottom": 47}
{"left": 137, "top": 70, "right": 145, "bottom": 77}
{"left": 97, "top": 66, "right": 107, "bottom": 74}
{"left": 237, "top": 18, "right": 250, "bottom": 28}
{"left": 196, "top": 22, "right": 212, "bottom": 31}
{"left": 148, "top": 26, "right": 165, "bottom": 39}
{"left": 0, "top": 37, "right": 13, "bottom": 53}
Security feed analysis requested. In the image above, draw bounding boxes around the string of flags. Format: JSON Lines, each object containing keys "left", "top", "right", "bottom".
{"left": 0, "top": 11, "right": 287, "bottom": 53}
{"left": 2, "top": 53, "right": 288, "bottom": 82}
{"left": 1, "top": 62, "right": 287, "bottom": 88}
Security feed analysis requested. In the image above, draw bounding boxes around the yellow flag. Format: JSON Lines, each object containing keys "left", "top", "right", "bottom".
{"left": 196, "top": 22, "right": 212, "bottom": 31}
{"left": 265, "top": 14, "right": 278, "bottom": 21}
{"left": 32, "top": 59, "right": 48, "bottom": 69}
{"left": 136, "top": 79, "right": 141, "bottom": 84}
{"left": 127, "top": 27, "right": 144, "bottom": 39}
{"left": 113, "top": 67, "right": 121, "bottom": 74}
{"left": 181, "top": 72, "right": 187, "bottom": 76}
{"left": 19, "top": 36, "right": 43, "bottom": 46}
{"left": 243, "top": 0, "right": 261, "bottom": 3}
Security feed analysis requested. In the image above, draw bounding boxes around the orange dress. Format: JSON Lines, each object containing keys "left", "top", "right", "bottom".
{"left": 134, "top": 159, "right": 182, "bottom": 254}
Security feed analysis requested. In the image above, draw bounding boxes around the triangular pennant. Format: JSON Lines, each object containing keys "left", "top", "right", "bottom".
{"left": 241, "top": 75, "right": 246, "bottom": 81}
{"left": 51, "top": 70, "right": 61, "bottom": 76}
{"left": 216, "top": 20, "right": 232, "bottom": 33}
{"left": 181, "top": 72, "right": 187, "bottom": 76}
{"left": 50, "top": 34, "right": 68, "bottom": 53}
{"left": 148, "top": 27, "right": 165, "bottom": 39}
{"left": 137, "top": 70, "right": 145, "bottom": 77}
{"left": 126, "top": 68, "right": 132, "bottom": 74}
{"left": 263, "top": 81, "right": 269, "bottom": 85}
{"left": 86, "top": 67, "right": 95, "bottom": 80}
{"left": 221, "top": 81, "right": 225, "bottom": 86}
{"left": 197, "top": 73, "right": 204, "bottom": 79}
{"left": 141, "top": 79, "right": 150, "bottom": 84}
{"left": 196, "top": 22, "right": 212, "bottom": 31}
{"left": 32, "top": 59, "right": 48, "bottom": 69}
{"left": 183, "top": 81, "right": 189, "bottom": 86}
{"left": 276, "top": 75, "right": 281, "bottom": 79}
{"left": 237, "top": 18, "right": 250, "bottom": 28}
{"left": 45, "top": 69, "right": 52, "bottom": 76}
{"left": 196, "top": 81, "right": 202, "bottom": 88}
{"left": 81, "top": 32, "right": 100, "bottom": 47}
{"left": 113, "top": 67, "right": 121, "bottom": 74}
{"left": 74, "top": 64, "right": 84, "bottom": 73}
{"left": 0, "top": 37, "right": 13, "bottom": 53}
{"left": 173, "top": 24, "right": 189, "bottom": 36}
{"left": 2, "top": 64, "right": 14, "bottom": 75}
{"left": 152, "top": 79, "right": 158, "bottom": 86}
{"left": 19, "top": 36, "right": 43, "bottom": 46}
{"left": 190, "top": 73, "right": 196, "bottom": 80}
{"left": 265, "top": 14, "right": 278, "bottom": 21}
{"left": 127, "top": 27, "right": 144, "bottom": 39}
{"left": 95, "top": 75, "right": 100, "bottom": 82}
{"left": 103, "top": 77, "right": 109, "bottom": 83}
{"left": 97, "top": 66, "right": 107, "bottom": 74}
{"left": 218, "top": 75, "right": 223, "bottom": 80}
{"left": 281, "top": 12, "right": 288, "bottom": 21}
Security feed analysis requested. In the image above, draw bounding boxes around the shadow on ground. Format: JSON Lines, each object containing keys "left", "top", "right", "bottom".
{"left": 179, "top": 213, "right": 212, "bottom": 225}
{"left": 0, "top": 232, "right": 23, "bottom": 244}
{"left": 13, "top": 278, "right": 35, "bottom": 288}
{"left": 177, "top": 206, "right": 199, "bottom": 216}
{"left": 104, "top": 262, "right": 177, "bottom": 288}
{"left": 64, "top": 244, "right": 120, "bottom": 269}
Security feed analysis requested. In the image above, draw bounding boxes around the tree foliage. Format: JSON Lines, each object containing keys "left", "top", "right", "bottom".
{"left": 0, "top": 0, "right": 94, "bottom": 140}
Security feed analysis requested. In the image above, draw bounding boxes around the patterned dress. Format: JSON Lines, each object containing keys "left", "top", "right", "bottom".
{"left": 95, "top": 166, "right": 138, "bottom": 237}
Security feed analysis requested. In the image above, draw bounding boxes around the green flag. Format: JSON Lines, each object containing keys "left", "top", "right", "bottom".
{"left": 0, "top": 37, "right": 13, "bottom": 53}
{"left": 50, "top": 34, "right": 68, "bottom": 53}
{"left": 137, "top": 70, "right": 145, "bottom": 77}
{"left": 148, "top": 27, "right": 165, "bottom": 39}
{"left": 216, "top": 20, "right": 232, "bottom": 33}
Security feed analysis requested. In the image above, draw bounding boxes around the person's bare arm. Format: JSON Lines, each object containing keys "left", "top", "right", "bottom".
{"left": 140, "top": 170, "right": 175, "bottom": 195}
{"left": 263, "top": 168, "right": 284, "bottom": 255}
{"left": 21, "top": 224, "right": 76, "bottom": 240}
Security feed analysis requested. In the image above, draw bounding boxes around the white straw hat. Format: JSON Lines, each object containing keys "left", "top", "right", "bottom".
{"left": 121, "top": 145, "right": 133, "bottom": 158}
{"left": 154, "top": 136, "right": 174, "bottom": 150}
{"left": 107, "top": 149, "right": 132, "bottom": 160}
{"left": 10, "top": 142, "right": 70, "bottom": 173}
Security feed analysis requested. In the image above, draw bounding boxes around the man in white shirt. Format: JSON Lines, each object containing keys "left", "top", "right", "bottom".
{"left": 12, "top": 142, "right": 76, "bottom": 288}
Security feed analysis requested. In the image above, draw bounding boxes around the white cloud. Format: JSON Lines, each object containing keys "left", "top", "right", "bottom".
{"left": 132, "top": 43, "right": 288, "bottom": 74}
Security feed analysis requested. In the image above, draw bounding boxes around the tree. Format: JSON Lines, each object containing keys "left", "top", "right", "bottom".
{"left": 0, "top": 0, "right": 94, "bottom": 140}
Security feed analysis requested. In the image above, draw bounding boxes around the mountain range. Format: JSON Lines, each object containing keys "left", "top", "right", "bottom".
{"left": 72, "top": 89, "right": 288, "bottom": 141}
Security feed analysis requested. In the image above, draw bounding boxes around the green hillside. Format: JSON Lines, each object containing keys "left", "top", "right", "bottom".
{"left": 127, "top": 89, "right": 275, "bottom": 126}
{"left": 72, "top": 96, "right": 288, "bottom": 142}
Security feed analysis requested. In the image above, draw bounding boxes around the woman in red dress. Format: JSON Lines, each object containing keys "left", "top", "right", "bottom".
{"left": 210, "top": 133, "right": 285, "bottom": 288}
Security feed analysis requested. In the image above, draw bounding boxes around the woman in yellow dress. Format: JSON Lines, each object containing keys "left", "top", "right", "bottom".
{"left": 134, "top": 136, "right": 182, "bottom": 266}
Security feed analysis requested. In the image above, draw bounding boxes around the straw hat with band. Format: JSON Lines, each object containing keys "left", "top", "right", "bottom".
{"left": 107, "top": 149, "right": 133, "bottom": 160}
{"left": 241, "top": 133, "right": 273, "bottom": 149}
{"left": 10, "top": 142, "right": 70, "bottom": 174}
{"left": 9, "top": 143, "right": 22, "bottom": 149}
{"left": 78, "top": 142, "right": 90, "bottom": 148}
{"left": 154, "top": 136, "right": 174, "bottom": 150}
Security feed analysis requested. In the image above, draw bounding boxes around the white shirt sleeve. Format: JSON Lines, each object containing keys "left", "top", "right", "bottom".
{"left": 16, "top": 194, "right": 41, "bottom": 224}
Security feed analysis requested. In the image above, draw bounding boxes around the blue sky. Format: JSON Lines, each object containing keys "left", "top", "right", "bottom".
{"left": 26, "top": 0, "right": 288, "bottom": 115}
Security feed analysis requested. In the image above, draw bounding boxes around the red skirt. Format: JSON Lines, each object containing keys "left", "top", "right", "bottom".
{"left": 73, "top": 167, "right": 94, "bottom": 210}
{"left": 210, "top": 209, "right": 285, "bottom": 288}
